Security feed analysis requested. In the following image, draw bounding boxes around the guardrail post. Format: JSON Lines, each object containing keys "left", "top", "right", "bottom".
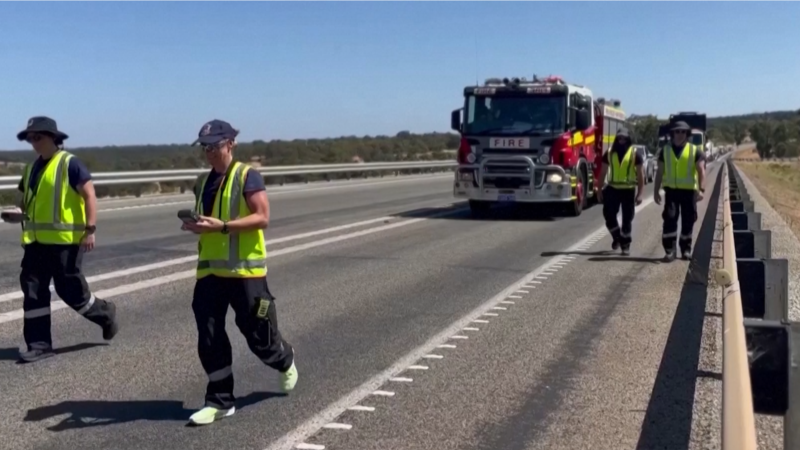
{"left": 745, "top": 319, "right": 791, "bottom": 415}
{"left": 786, "top": 322, "right": 800, "bottom": 449}
{"left": 737, "top": 258, "right": 789, "bottom": 320}
{"left": 732, "top": 212, "right": 761, "bottom": 231}
{"left": 731, "top": 200, "right": 755, "bottom": 213}
{"left": 733, "top": 230, "right": 772, "bottom": 259}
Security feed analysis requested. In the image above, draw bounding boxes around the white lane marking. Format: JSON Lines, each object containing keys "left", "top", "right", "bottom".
{"left": 423, "top": 354, "right": 444, "bottom": 359}
{"left": 491, "top": 306, "right": 507, "bottom": 311}
{"left": 322, "top": 423, "right": 352, "bottom": 430}
{"left": 437, "top": 344, "right": 456, "bottom": 349}
{"left": 0, "top": 209, "right": 464, "bottom": 323}
{"left": 389, "top": 377, "right": 413, "bottom": 383}
{"left": 87, "top": 174, "right": 453, "bottom": 213}
{"left": 534, "top": 276, "right": 548, "bottom": 280}
{"left": 515, "top": 290, "right": 529, "bottom": 294}
{"left": 472, "top": 319, "right": 489, "bottom": 323}
{"left": 0, "top": 215, "right": 401, "bottom": 304}
{"left": 262, "top": 195, "right": 657, "bottom": 450}
{"left": 463, "top": 327, "right": 479, "bottom": 331}
{"left": 530, "top": 281, "right": 542, "bottom": 284}
{"left": 449, "top": 335, "right": 469, "bottom": 339}
{"left": 407, "top": 365, "right": 429, "bottom": 370}
{"left": 501, "top": 300, "right": 516, "bottom": 304}
{"left": 295, "top": 444, "right": 325, "bottom": 450}
{"left": 483, "top": 313, "right": 499, "bottom": 316}
{"left": 372, "top": 391, "right": 395, "bottom": 397}
{"left": 347, "top": 405, "right": 375, "bottom": 412}
{"left": 542, "top": 270, "right": 557, "bottom": 274}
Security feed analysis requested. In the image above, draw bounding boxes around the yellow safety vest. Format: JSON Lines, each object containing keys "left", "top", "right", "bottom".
{"left": 195, "top": 162, "right": 267, "bottom": 279}
{"left": 662, "top": 143, "right": 698, "bottom": 190}
{"left": 608, "top": 146, "right": 637, "bottom": 189}
{"left": 20, "top": 150, "right": 87, "bottom": 245}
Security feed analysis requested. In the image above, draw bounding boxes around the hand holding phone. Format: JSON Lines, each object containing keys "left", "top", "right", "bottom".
{"left": 1, "top": 209, "right": 27, "bottom": 224}
{"left": 178, "top": 209, "right": 200, "bottom": 224}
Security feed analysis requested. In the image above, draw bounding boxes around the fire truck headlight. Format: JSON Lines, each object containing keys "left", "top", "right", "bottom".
{"left": 466, "top": 153, "right": 476, "bottom": 164}
{"left": 538, "top": 153, "right": 550, "bottom": 164}
{"left": 546, "top": 172, "right": 563, "bottom": 184}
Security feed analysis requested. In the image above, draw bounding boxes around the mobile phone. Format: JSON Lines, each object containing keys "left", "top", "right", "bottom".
{"left": 178, "top": 209, "right": 200, "bottom": 224}
{"left": 1, "top": 211, "right": 27, "bottom": 223}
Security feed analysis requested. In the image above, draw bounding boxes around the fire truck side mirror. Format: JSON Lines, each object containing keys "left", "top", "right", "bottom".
{"left": 451, "top": 109, "right": 462, "bottom": 132}
{"left": 576, "top": 109, "right": 591, "bottom": 130}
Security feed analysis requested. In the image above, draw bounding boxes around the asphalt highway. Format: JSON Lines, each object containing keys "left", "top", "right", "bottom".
{"left": 0, "top": 165, "right": 727, "bottom": 450}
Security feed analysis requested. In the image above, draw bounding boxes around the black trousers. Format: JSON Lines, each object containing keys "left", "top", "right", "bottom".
{"left": 20, "top": 242, "right": 116, "bottom": 350}
{"left": 662, "top": 188, "right": 698, "bottom": 253}
{"left": 192, "top": 275, "right": 294, "bottom": 410}
{"left": 602, "top": 186, "right": 636, "bottom": 246}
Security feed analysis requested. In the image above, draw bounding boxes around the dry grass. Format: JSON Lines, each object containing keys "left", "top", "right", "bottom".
{"left": 736, "top": 160, "right": 800, "bottom": 239}
{"left": 733, "top": 147, "right": 760, "bottom": 161}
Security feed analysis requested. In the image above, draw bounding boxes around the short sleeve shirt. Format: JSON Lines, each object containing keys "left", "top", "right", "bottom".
{"left": 196, "top": 166, "right": 266, "bottom": 217}
{"left": 17, "top": 155, "right": 92, "bottom": 194}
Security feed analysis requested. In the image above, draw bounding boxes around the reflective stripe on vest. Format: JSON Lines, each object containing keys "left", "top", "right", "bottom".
{"left": 662, "top": 143, "right": 698, "bottom": 190}
{"left": 21, "top": 151, "right": 87, "bottom": 245}
{"left": 608, "top": 146, "right": 636, "bottom": 189}
{"left": 195, "top": 162, "right": 267, "bottom": 279}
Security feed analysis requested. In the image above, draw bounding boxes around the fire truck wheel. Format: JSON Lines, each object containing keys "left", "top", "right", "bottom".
{"left": 566, "top": 170, "right": 587, "bottom": 217}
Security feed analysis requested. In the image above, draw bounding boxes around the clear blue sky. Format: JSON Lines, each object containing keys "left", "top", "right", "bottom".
{"left": 1, "top": 1, "right": 798, "bottom": 150}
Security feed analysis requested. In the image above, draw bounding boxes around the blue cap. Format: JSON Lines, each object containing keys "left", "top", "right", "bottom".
{"left": 192, "top": 119, "right": 239, "bottom": 146}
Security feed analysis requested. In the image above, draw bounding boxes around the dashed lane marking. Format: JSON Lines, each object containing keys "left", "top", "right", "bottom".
{"left": 263, "top": 196, "right": 657, "bottom": 450}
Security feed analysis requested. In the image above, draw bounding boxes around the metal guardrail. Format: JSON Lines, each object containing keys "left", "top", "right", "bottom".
{"left": 0, "top": 161, "right": 458, "bottom": 191}
{"left": 717, "top": 162, "right": 758, "bottom": 450}
{"left": 717, "top": 159, "right": 798, "bottom": 450}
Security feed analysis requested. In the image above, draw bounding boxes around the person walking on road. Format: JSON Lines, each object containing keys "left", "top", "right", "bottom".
{"left": 182, "top": 119, "right": 298, "bottom": 426}
{"left": 596, "top": 127, "right": 644, "bottom": 256}
{"left": 653, "top": 121, "right": 707, "bottom": 262}
{"left": 0, "top": 116, "right": 119, "bottom": 363}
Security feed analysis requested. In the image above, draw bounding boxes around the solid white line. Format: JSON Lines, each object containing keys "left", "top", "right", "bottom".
{"left": 491, "top": 306, "right": 507, "bottom": 310}
{"left": 347, "top": 405, "right": 375, "bottom": 412}
{"left": 295, "top": 444, "right": 325, "bottom": 450}
{"left": 463, "top": 327, "right": 479, "bottom": 331}
{"left": 515, "top": 290, "right": 529, "bottom": 294}
{"left": 261, "top": 195, "right": 657, "bottom": 450}
{"left": 0, "top": 215, "right": 400, "bottom": 304}
{"left": 372, "top": 390, "right": 395, "bottom": 397}
{"left": 407, "top": 365, "right": 429, "bottom": 370}
{"left": 501, "top": 300, "right": 516, "bottom": 304}
{"left": 449, "top": 335, "right": 469, "bottom": 340}
{"left": 437, "top": 344, "right": 456, "bottom": 349}
{"left": 534, "top": 276, "right": 548, "bottom": 280}
{"left": 0, "top": 208, "right": 464, "bottom": 323}
{"left": 482, "top": 313, "right": 499, "bottom": 316}
{"left": 322, "top": 423, "right": 352, "bottom": 430}
{"left": 423, "top": 354, "right": 444, "bottom": 359}
{"left": 472, "top": 319, "right": 489, "bottom": 323}
{"left": 530, "top": 281, "right": 542, "bottom": 284}
{"left": 389, "top": 377, "right": 413, "bottom": 382}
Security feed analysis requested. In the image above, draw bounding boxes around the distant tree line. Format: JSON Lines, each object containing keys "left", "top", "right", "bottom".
{"left": 625, "top": 109, "right": 800, "bottom": 159}
{"left": 0, "top": 131, "right": 460, "bottom": 205}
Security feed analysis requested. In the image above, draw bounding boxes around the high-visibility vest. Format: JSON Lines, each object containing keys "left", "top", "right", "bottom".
{"left": 608, "top": 146, "right": 637, "bottom": 189}
{"left": 20, "top": 150, "right": 86, "bottom": 245}
{"left": 662, "top": 143, "right": 698, "bottom": 190}
{"left": 194, "top": 162, "right": 267, "bottom": 279}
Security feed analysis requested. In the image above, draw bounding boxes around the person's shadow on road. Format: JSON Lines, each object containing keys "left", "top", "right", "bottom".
{"left": 24, "top": 391, "right": 285, "bottom": 431}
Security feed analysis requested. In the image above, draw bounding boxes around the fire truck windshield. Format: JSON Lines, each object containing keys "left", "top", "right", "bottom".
{"left": 690, "top": 131, "right": 704, "bottom": 146}
{"left": 463, "top": 94, "right": 566, "bottom": 136}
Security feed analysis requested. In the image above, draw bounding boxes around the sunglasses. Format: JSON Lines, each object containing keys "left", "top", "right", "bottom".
{"left": 25, "top": 133, "right": 47, "bottom": 143}
{"left": 201, "top": 140, "right": 228, "bottom": 152}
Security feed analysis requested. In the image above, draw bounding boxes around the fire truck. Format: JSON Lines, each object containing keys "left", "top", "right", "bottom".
{"left": 450, "top": 75, "right": 627, "bottom": 218}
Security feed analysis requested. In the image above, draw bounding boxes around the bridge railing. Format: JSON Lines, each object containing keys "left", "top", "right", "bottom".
{"left": 717, "top": 158, "right": 798, "bottom": 450}
{"left": 0, "top": 160, "right": 458, "bottom": 190}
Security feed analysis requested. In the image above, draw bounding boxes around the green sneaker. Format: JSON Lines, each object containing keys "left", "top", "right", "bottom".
{"left": 280, "top": 362, "right": 298, "bottom": 392}
{"left": 188, "top": 406, "right": 235, "bottom": 426}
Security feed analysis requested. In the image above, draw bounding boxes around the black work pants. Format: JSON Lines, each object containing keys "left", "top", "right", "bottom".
{"left": 20, "top": 242, "right": 116, "bottom": 351}
{"left": 661, "top": 188, "right": 698, "bottom": 253}
{"left": 602, "top": 186, "right": 636, "bottom": 247}
{"left": 192, "top": 275, "right": 294, "bottom": 410}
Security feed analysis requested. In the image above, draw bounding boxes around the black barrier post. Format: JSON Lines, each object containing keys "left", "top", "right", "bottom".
{"left": 733, "top": 230, "right": 772, "bottom": 259}
{"left": 731, "top": 212, "right": 761, "bottom": 231}
{"left": 736, "top": 258, "right": 789, "bottom": 320}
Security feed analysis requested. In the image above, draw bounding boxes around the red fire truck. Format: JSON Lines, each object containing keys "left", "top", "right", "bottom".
{"left": 450, "top": 75, "right": 627, "bottom": 218}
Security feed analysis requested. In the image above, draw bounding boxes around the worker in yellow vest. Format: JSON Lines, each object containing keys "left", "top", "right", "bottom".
{"left": 596, "top": 127, "right": 644, "bottom": 256}
{"left": 654, "top": 121, "right": 707, "bottom": 262}
{"left": 0, "top": 116, "right": 119, "bottom": 363}
{"left": 181, "top": 119, "right": 298, "bottom": 426}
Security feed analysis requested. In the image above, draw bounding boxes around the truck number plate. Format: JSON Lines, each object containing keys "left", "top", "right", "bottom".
{"left": 489, "top": 137, "right": 530, "bottom": 149}
{"left": 498, "top": 193, "right": 516, "bottom": 202}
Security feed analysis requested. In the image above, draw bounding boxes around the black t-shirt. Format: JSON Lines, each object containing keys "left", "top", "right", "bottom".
{"left": 605, "top": 146, "right": 644, "bottom": 166}
{"left": 195, "top": 167, "right": 266, "bottom": 217}
{"left": 658, "top": 142, "right": 706, "bottom": 164}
